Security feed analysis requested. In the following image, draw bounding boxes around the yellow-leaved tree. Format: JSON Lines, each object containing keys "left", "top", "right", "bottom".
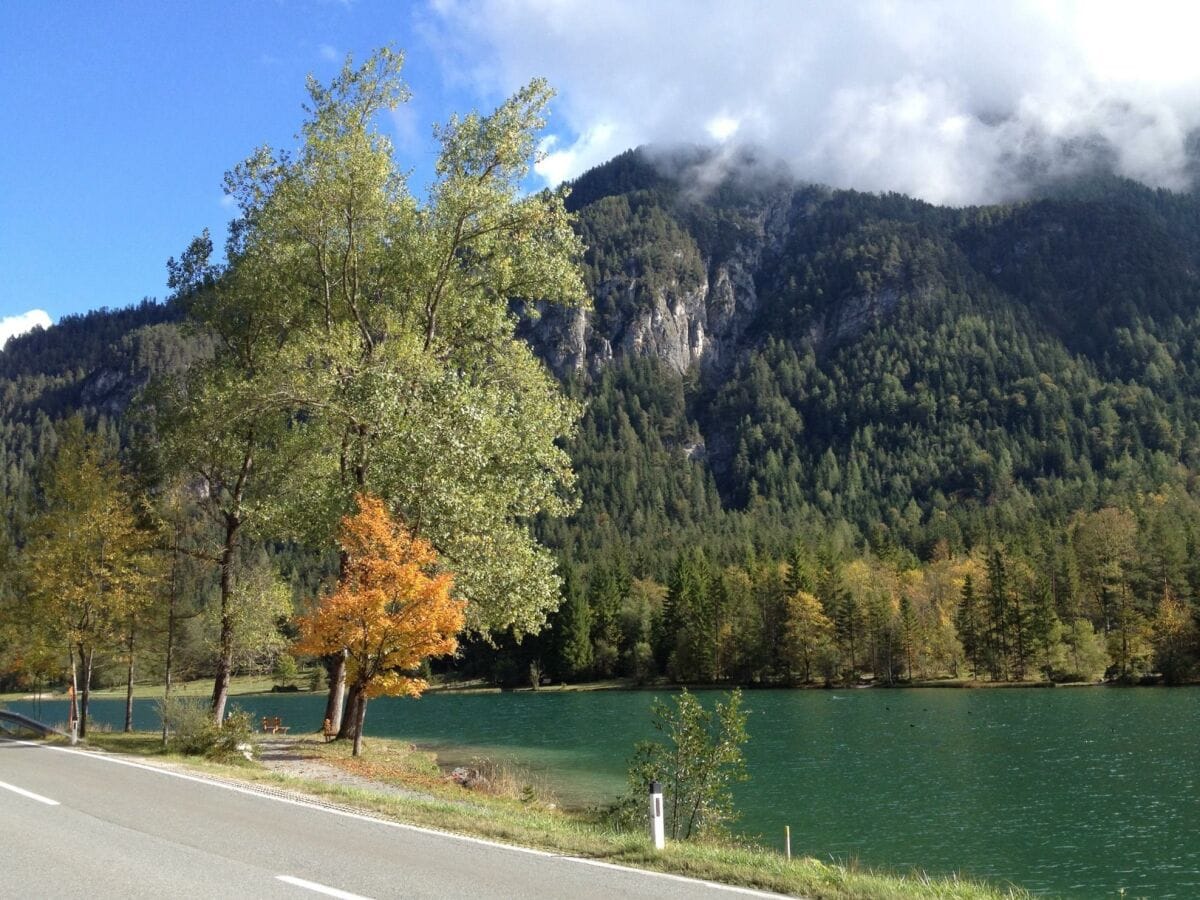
{"left": 22, "top": 416, "right": 156, "bottom": 738}
{"left": 295, "top": 494, "right": 465, "bottom": 756}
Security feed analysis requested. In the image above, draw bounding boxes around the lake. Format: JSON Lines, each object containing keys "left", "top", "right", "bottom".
{"left": 8, "top": 686, "right": 1199, "bottom": 896}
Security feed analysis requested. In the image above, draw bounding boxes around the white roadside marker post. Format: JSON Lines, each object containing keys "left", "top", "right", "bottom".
{"left": 650, "top": 780, "right": 665, "bottom": 850}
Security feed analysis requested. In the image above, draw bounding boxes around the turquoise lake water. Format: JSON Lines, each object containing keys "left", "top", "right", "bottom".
{"left": 9, "top": 687, "right": 1199, "bottom": 896}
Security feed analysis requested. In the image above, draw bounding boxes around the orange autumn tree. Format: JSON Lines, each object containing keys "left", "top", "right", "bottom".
{"left": 295, "top": 494, "right": 465, "bottom": 756}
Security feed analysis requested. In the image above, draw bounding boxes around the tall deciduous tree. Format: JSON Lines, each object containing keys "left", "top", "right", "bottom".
{"left": 187, "top": 48, "right": 585, "bottom": 733}
{"left": 155, "top": 231, "right": 299, "bottom": 723}
{"left": 783, "top": 589, "right": 833, "bottom": 683}
{"left": 294, "top": 494, "right": 465, "bottom": 756}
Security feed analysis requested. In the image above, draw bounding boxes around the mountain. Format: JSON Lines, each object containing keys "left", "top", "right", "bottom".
{"left": 6, "top": 149, "right": 1200, "bottom": 686}
{"left": 521, "top": 149, "right": 1200, "bottom": 567}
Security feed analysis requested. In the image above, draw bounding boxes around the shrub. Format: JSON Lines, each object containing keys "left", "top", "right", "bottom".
{"left": 158, "top": 696, "right": 254, "bottom": 761}
{"left": 618, "top": 688, "right": 749, "bottom": 840}
{"left": 209, "top": 708, "right": 255, "bottom": 761}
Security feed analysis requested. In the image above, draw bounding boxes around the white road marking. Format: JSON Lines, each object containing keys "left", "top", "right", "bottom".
{"left": 0, "top": 778, "right": 59, "bottom": 806}
{"left": 4, "top": 738, "right": 789, "bottom": 898}
{"left": 276, "top": 874, "right": 372, "bottom": 899}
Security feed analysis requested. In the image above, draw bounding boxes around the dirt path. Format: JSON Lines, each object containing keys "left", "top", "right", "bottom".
{"left": 256, "top": 736, "right": 439, "bottom": 802}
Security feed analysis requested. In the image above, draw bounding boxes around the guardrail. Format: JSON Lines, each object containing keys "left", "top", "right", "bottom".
{"left": 0, "top": 709, "right": 66, "bottom": 738}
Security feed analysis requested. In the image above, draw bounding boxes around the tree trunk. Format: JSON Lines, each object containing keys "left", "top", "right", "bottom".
{"left": 68, "top": 650, "right": 79, "bottom": 745}
{"left": 338, "top": 682, "right": 364, "bottom": 740}
{"left": 80, "top": 645, "right": 94, "bottom": 739}
{"left": 211, "top": 513, "right": 239, "bottom": 724}
{"left": 352, "top": 694, "right": 368, "bottom": 757}
{"left": 324, "top": 545, "right": 352, "bottom": 731}
{"left": 124, "top": 624, "right": 135, "bottom": 733}
{"left": 323, "top": 651, "right": 347, "bottom": 733}
{"left": 163, "top": 547, "right": 178, "bottom": 746}
{"left": 211, "top": 635, "right": 233, "bottom": 725}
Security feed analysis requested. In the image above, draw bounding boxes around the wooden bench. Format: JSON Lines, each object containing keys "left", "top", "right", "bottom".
{"left": 322, "top": 718, "right": 337, "bottom": 742}
{"left": 261, "top": 716, "right": 290, "bottom": 734}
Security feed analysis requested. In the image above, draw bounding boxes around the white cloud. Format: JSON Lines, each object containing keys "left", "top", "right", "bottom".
{"left": 1, "top": 309, "right": 52, "bottom": 349}
{"left": 319, "top": 43, "right": 341, "bottom": 63}
{"left": 426, "top": 0, "right": 1200, "bottom": 204}
{"left": 706, "top": 115, "right": 739, "bottom": 142}
{"left": 534, "top": 122, "right": 624, "bottom": 186}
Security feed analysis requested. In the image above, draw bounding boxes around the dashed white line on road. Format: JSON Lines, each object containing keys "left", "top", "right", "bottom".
{"left": 0, "top": 778, "right": 59, "bottom": 805}
{"left": 276, "top": 874, "right": 373, "bottom": 899}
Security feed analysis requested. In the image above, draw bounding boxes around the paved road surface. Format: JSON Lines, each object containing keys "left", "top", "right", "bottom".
{"left": 0, "top": 739, "right": 788, "bottom": 899}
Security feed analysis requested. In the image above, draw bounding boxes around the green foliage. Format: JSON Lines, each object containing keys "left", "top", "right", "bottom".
{"left": 198, "top": 557, "right": 292, "bottom": 674}
{"left": 179, "top": 48, "right": 587, "bottom": 640}
{"left": 272, "top": 653, "right": 298, "bottom": 687}
{"left": 1058, "top": 620, "right": 1110, "bottom": 681}
{"left": 307, "top": 664, "right": 327, "bottom": 692}
{"left": 622, "top": 688, "right": 749, "bottom": 840}
{"left": 158, "top": 696, "right": 254, "bottom": 760}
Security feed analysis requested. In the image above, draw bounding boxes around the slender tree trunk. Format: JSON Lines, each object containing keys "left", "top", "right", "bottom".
{"left": 80, "top": 645, "right": 94, "bottom": 739}
{"left": 68, "top": 649, "right": 79, "bottom": 745}
{"left": 324, "top": 545, "right": 352, "bottom": 728}
{"left": 211, "top": 513, "right": 239, "bottom": 724}
{"left": 211, "top": 620, "right": 234, "bottom": 725}
{"left": 163, "top": 544, "right": 178, "bottom": 746}
{"left": 124, "top": 624, "right": 135, "bottom": 733}
{"left": 352, "top": 694, "right": 368, "bottom": 757}
{"left": 323, "top": 651, "right": 347, "bottom": 733}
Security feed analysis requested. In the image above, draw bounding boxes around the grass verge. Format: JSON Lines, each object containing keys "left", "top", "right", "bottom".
{"left": 60, "top": 731, "right": 1028, "bottom": 900}
{"left": 0, "top": 674, "right": 313, "bottom": 704}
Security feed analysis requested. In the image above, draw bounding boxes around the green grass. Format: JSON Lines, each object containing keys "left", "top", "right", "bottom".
{"left": 62, "top": 731, "right": 1030, "bottom": 900}
{"left": 0, "top": 674, "right": 316, "bottom": 704}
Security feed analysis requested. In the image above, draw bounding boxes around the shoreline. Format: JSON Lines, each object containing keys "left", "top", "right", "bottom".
{"left": 7, "top": 672, "right": 1189, "bottom": 707}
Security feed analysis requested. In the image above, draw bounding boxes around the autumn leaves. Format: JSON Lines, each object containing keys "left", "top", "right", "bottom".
{"left": 295, "top": 494, "right": 465, "bottom": 755}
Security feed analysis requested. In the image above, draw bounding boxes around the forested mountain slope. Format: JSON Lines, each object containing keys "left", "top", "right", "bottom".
{"left": 525, "top": 150, "right": 1200, "bottom": 566}
{"left": 6, "top": 148, "right": 1200, "bottom": 687}
{"left": 0, "top": 300, "right": 201, "bottom": 529}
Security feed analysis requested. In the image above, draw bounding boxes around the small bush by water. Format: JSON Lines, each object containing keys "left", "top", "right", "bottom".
{"left": 158, "top": 696, "right": 254, "bottom": 761}
{"left": 615, "top": 688, "right": 748, "bottom": 840}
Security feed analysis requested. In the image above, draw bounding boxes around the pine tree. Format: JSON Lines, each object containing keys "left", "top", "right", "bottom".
{"left": 985, "top": 548, "right": 1010, "bottom": 680}
{"left": 956, "top": 573, "right": 982, "bottom": 679}
{"left": 557, "top": 574, "right": 594, "bottom": 679}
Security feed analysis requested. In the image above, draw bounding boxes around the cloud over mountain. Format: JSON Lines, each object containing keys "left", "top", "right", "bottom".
{"left": 0, "top": 310, "right": 52, "bottom": 349}
{"left": 427, "top": 0, "right": 1200, "bottom": 204}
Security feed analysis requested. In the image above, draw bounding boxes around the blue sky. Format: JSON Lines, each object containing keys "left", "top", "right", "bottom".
{"left": 3, "top": 1, "right": 1196, "bottom": 339}
{"left": 0, "top": 2, "right": 507, "bottom": 325}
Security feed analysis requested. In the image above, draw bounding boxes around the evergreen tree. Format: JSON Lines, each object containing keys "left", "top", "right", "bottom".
{"left": 555, "top": 566, "right": 593, "bottom": 680}
{"left": 985, "top": 548, "right": 1010, "bottom": 680}
{"left": 956, "top": 573, "right": 982, "bottom": 679}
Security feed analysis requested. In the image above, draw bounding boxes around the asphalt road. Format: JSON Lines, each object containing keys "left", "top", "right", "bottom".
{"left": 0, "top": 739, "right": 788, "bottom": 899}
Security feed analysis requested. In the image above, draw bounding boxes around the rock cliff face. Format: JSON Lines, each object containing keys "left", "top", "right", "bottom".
{"left": 807, "top": 286, "right": 904, "bottom": 349}
{"left": 523, "top": 258, "right": 758, "bottom": 378}
{"left": 518, "top": 148, "right": 930, "bottom": 385}
{"left": 79, "top": 367, "right": 141, "bottom": 417}
{"left": 522, "top": 191, "right": 791, "bottom": 380}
